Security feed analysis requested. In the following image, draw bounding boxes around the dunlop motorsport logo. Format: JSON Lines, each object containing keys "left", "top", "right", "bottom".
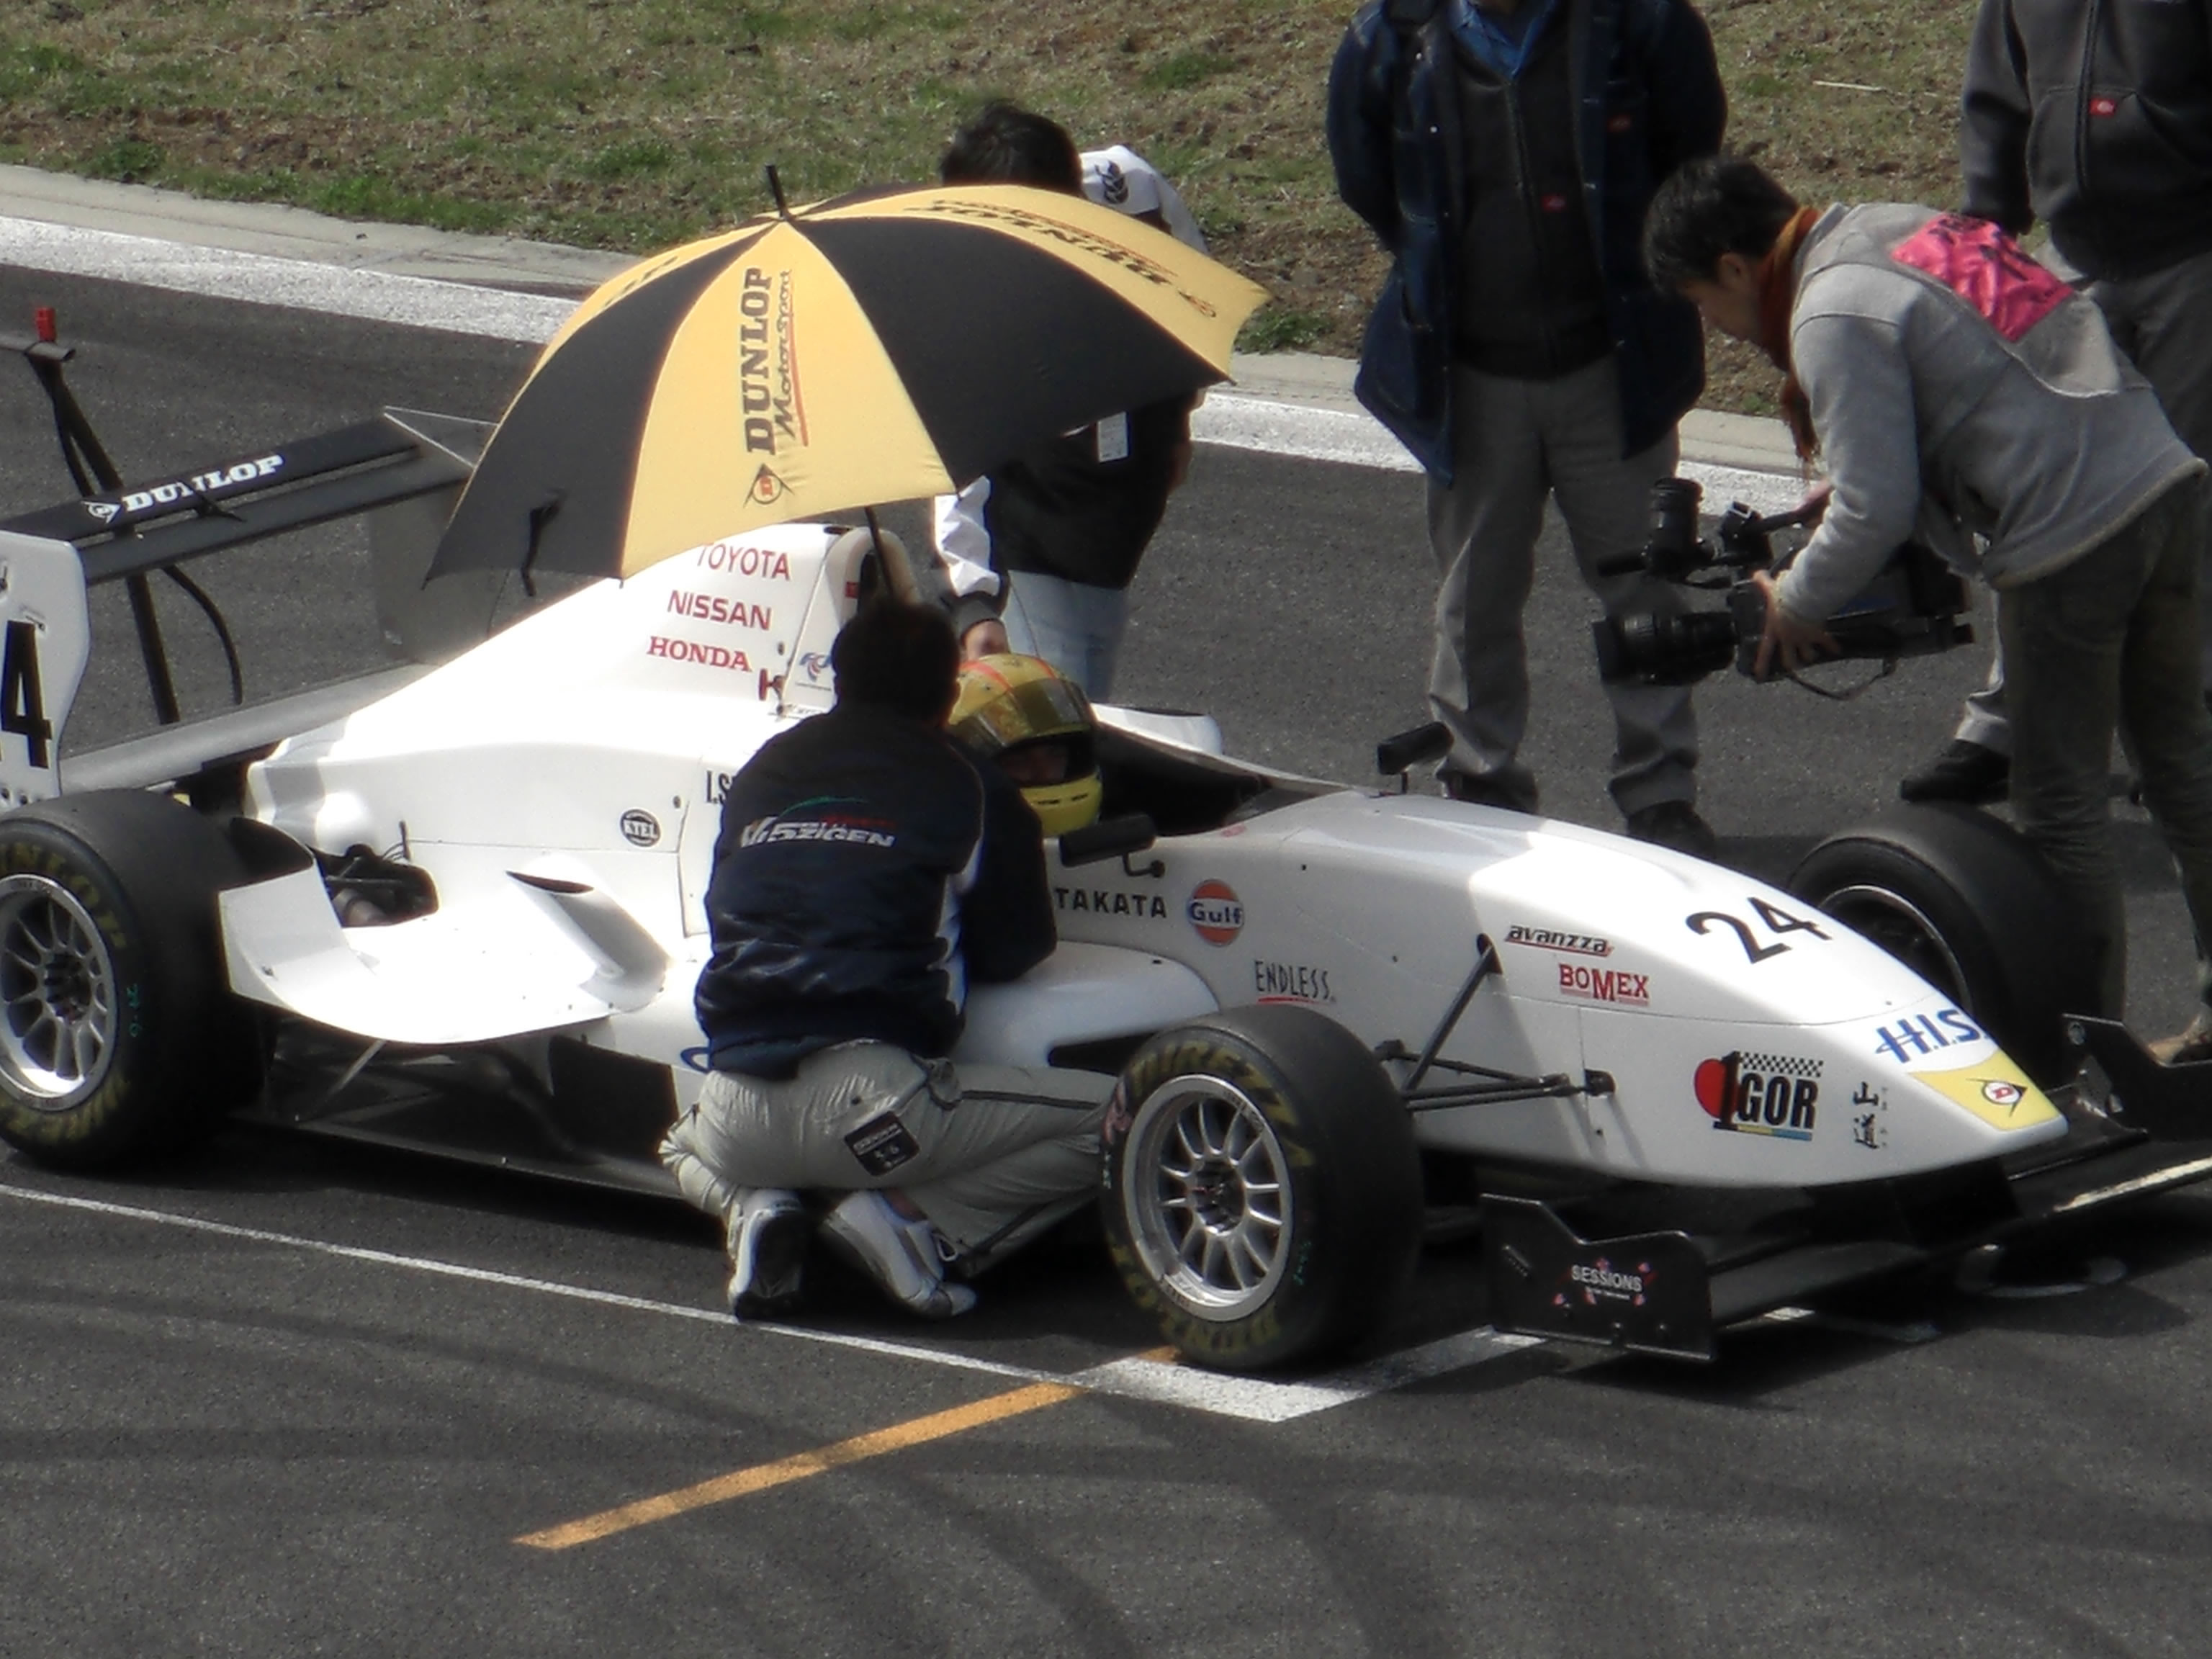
{"left": 737, "top": 267, "right": 806, "bottom": 457}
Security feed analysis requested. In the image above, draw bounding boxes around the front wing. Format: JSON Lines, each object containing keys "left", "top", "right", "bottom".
{"left": 1485, "top": 1019, "right": 2212, "bottom": 1359}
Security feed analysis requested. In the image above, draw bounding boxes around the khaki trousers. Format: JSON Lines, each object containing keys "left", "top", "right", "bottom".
{"left": 1427, "top": 356, "right": 1699, "bottom": 816}
{"left": 660, "top": 1041, "right": 1110, "bottom": 1269}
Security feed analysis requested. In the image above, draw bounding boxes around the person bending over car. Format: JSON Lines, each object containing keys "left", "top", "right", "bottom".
{"left": 930, "top": 102, "right": 1207, "bottom": 698}
{"left": 1642, "top": 155, "right": 2212, "bottom": 1056}
{"left": 660, "top": 601, "right": 1107, "bottom": 1321}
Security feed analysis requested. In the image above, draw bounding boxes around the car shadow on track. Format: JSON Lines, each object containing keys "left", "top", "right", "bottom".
{"left": 27, "top": 1123, "right": 2212, "bottom": 1406}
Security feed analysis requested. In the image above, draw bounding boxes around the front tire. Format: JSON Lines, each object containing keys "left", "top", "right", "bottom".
{"left": 1788, "top": 803, "right": 2093, "bottom": 1085}
{"left": 1100, "top": 1005, "right": 1423, "bottom": 1372}
{"left": 0, "top": 791, "right": 262, "bottom": 1169}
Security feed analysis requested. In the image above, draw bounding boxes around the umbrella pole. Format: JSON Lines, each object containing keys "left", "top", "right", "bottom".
{"left": 863, "top": 507, "right": 922, "bottom": 606}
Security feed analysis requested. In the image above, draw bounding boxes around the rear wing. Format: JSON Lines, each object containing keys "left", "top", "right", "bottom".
{"left": 1, "top": 314, "right": 495, "bottom": 803}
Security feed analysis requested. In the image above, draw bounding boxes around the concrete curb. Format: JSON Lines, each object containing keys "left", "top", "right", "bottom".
{"left": 0, "top": 163, "right": 1802, "bottom": 477}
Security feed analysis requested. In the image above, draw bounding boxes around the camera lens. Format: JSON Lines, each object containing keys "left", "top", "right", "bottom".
{"left": 1645, "top": 478, "right": 1704, "bottom": 575}
{"left": 1591, "top": 608, "right": 1738, "bottom": 684}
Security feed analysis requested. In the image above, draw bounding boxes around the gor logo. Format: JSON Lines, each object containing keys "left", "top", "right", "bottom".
{"left": 1694, "top": 1050, "right": 1820, "bottom": 1141}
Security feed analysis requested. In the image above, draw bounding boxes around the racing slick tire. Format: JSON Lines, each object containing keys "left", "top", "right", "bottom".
{"left": 0, "top": 790, "right": 262, "bottom": 1169}
{"left": 1100, "top": 1004, "right": 1423, "bottom": 1372}
{"left": 1787, "top": 803, "right": 2094, "bottom": 1087}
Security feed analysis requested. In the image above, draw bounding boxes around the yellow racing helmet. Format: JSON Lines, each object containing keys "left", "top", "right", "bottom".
{"left": 950, "top": 653, "right": 1103, "bottom": 837}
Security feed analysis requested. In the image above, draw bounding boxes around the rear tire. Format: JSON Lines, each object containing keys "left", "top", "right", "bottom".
{"left": 1788, "top": 803, "right": 2092, "bottom": 1085}
{"left": 1100, "top": 1004, "right": 1422, "bottom": 1372}
{"left": 0, "top": 791, "right": 262, "bottom": 1169}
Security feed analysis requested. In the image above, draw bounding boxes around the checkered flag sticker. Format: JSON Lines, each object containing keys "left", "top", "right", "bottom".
{"left": 1737, "top": 1051, "right": 1822, "bottom": 1079}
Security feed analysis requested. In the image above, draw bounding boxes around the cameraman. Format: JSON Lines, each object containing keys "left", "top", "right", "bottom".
{"left": 1642, "top": 156, "right": 2212, "bottom": 1053}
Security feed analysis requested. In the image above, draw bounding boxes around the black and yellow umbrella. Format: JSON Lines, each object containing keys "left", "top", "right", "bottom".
{"left": 431, "top": 182, "right": 1267, "bottom": 580}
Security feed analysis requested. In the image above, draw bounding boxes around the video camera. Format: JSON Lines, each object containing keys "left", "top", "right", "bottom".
{"left": 1591, "top": 478, "right": 1974, "bottom": 685}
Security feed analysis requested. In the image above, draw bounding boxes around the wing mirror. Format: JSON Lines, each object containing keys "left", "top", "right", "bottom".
{"left": 1376, "top": 721, "right": 1451, "bottom": 793}
{"left": 1059, "top": 812, "right": 1160, "bottom": 872}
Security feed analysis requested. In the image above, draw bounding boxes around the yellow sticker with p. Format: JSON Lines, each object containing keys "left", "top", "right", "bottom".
{"left": 1915, "top": 1051, "right": 2060, "bottom": 1130}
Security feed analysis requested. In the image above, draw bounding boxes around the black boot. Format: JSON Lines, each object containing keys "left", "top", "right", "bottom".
{"left": 1899, "top": 739, "right": 2009, "bottom": 805}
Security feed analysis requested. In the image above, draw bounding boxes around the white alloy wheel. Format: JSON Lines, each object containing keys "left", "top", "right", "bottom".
{"left": 1122, "top": 1071, "right": 1292, "bottom": 1319}
{"left": 0, "top": 873, "right": 116, "bottom": 1105}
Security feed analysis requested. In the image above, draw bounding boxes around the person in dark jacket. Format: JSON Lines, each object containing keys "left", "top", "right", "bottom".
{"left": 1905, "top": 0, "right": 2212, "bottom": 805}
{"left": 1328, "top": 0, "right": 1727, "bottom": 855}
{"left": 660, "top": 601, "right": 1107, "bottom": 1321}
{"left": 931, "top": 102, "right": 1206, "bottom": 698}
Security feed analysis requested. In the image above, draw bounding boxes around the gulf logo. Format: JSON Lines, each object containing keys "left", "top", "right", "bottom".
{"left": 1187, "top": 880, "right": 1244, "bottom": 946}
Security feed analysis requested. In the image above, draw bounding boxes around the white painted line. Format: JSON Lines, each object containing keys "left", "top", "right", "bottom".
{"left": 1194, "top": 390, "right": 1414, "bottom": 473}
{"left": 1677, "top": 459, "right": 1808, "bottom": 519}
{"left": 0, "top": 1180, "right": 1527, "bottom": 1421}
{"left": 1192, "top": 390, "right": 1804, "bottom": 513}
{"left": 1, "top": 215, "right": 1806, "bottom": 505}
{"left": 1073, "top": 1325, "right": 1539, "bottom": 1424}
{"left": 1, "top": 216, "right": 572, "bottom": 344}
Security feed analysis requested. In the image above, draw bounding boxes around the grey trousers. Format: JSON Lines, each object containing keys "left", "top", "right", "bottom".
{"left": 1427, "top": 356, "right": 1699, "bottom": 816}
{"left": 660, "top": 1041, "right": 1110, "bottom": 1269}
{"left": 2002, "top": 479, "right": 2212, "bottom": 1017}
{"left": 1957, "top": 245, "right": 2212, "bottom": 751}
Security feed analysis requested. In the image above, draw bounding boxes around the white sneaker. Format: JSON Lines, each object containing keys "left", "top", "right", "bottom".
{"left": 821, "top": 1191, "right": 979, "bottom": 1319}
{"left": 726, "top": 1188, "right": 811, "bottom": 1320}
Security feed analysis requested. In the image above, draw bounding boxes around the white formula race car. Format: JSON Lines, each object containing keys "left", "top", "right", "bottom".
{"left": 3, "top": 339, "right": 2210, "bottom": 1372}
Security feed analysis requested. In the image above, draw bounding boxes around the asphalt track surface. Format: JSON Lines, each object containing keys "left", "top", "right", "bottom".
{"left": 4, "top": 264, "right": 2212, "bottom": 1656}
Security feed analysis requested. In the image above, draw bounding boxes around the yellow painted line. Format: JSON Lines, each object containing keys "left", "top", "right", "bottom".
{"left": 515, "top": 1380, "right": 1083, "bottom": 1550}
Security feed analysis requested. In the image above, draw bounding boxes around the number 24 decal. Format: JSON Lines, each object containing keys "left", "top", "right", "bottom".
{"left": 1686, "top": 897, "right": 1828, "bottom": 964}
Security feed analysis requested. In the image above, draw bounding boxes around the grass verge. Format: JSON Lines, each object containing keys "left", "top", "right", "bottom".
{"left": 0, "top": 0, "right": 1985, "bottom": 410}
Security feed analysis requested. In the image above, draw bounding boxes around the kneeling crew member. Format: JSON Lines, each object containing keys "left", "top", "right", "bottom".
{"left": 1643, "top": 156, "right": 2212, "bottom": 1053}
{"left": 661, "top": 602, "right": 1107, "bottom": 1320}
